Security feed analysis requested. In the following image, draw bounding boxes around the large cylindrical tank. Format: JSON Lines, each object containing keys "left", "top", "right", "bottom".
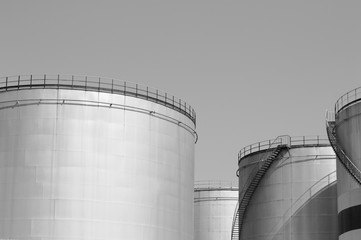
{"left": 194, "top": 181, "right": 238, "bottom": 240}
{"left": 0, "top": 75, "right": 197, "bottom": 240}
{"left": 334, "top": 88, "right": 361, "bottom": 240}
{"left": 238, "top": 136, "right": 337, "bottom": 240}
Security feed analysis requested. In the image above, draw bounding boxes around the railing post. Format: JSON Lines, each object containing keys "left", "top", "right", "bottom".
{"left": 124, "top": 81, "right": 126, "bottom": 95}
{"left": 30, "top": 75, "right": 32, "bottom": 88}
{"left": 5, "top": 77, "right": 7, "bottom": 90}
{"left": 303, "top": 136, "right": 305, "bottom": 145}
{"left": 98, "top": 77, "right": 101, "bottom": 92}
{"left": 57, "top": 74, "right": 60, "bottom": 89}
{"left": 111, "top": 79, "right": 114, "bottom": 94}
{"left": 43, "top": 74, "right": 46, "bottom": 88}
{"left": 85, "top": 76, "right": 87, "bottom": 90}
{"left": 136, "top": 84, "right": 138, "bottom": 97}
{"left": 72, "top": 75, "right": 74, "bottom": 88}
{"left": 146, "top": 87, "right": 148, "bottom": 99}
{"left": 18, "top": 75, "right": 20, "bottom": 90}
{"left": 355, "top": 89, "right": 357, "bottom": 102}
{"left": 156, "top": 89, "right": 158, "bottom": 101}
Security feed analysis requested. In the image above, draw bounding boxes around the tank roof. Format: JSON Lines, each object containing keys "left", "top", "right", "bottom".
{"left": 0, "top": 74, "right": 196, "bottom": 125}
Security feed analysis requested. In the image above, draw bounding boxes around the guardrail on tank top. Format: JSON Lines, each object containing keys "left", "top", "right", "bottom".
{"left": 194, "top": 180, "right": 238, "bottom": 191}
{"left": 238, "top": 135, "right": 330, "bottom": 162}
{"left": 335, "top": 86, "right": 361, "bottom": 113}
{"left": 0, "top": 74, "right": 196, "bottom": 125}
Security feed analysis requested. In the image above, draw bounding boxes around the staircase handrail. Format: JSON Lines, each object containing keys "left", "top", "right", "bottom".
{"left": 233, "top": 135, "right": 290, "bottom": 240}
{"left": 239, "top": 135, "right": 290, "bottom": 200}
{"left": 325, "top": 110, "right": 361, "bottom": 185}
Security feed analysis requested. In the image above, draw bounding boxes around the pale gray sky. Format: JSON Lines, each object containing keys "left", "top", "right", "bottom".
{"left": 1, "top": 1, "right": 361, "bottom": 183}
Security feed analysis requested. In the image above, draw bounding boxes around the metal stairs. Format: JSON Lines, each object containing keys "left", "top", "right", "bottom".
{"left": 231, "top": 201, "right": 239, "bottom": 240}
{"left": 326, "top": 119, "right": 361, "bottom": 185}
{"left": 231, "top": 144, "right": 287, "bottom": 240}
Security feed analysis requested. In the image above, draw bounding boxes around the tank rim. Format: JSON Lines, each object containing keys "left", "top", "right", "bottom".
{"left": 194, "top": 180, "right": 238, "bottom": 191}
{"left": 0, "top": 74, "right": 196, "bottom": 125}
{"left": 238, "top": 135, "right": 330, "bottom": 163}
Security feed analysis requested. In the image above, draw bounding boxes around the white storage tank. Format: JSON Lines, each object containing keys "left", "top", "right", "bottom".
{"left": 0, "top": 74, "right": 197, "bottom": 240}
{"left": 194, "top": 181, "right": 238, "bottom": 240}
{"left": 236, "top": 136, "right": 337, "bottom": 240}
{"left": 327, "top": 88, "right": 361, "bottom": 240}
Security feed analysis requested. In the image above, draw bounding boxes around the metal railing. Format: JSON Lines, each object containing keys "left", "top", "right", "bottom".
{"left": 194, "top": 180, "right": 238, "bottom": 191}
{"left": 238, "top": 136, "right": 290, "bottom": 202}
{"left": 325, "top": 110, "right": 335, "bottom": 122}
{"left": 0, "top": 74, "right": 196, "bottom": 125}
{"left": 325, "top": 111, "right": 361, "bottom": 185}
{"left": 235, "top": 136, "right": 290, "bottom": 240}
{"left": 194, "top": 181, "right": 238, "bottom": 203}
{"left": 335, "top": 86, "right": 361, "bottom": 113}
{"left": 238, "top": 135, "right": 329, "bottom": 162}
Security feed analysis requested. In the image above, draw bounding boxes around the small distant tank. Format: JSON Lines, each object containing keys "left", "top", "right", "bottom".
{"left": 194, "top": 181, "right": 238, "bottom": 240}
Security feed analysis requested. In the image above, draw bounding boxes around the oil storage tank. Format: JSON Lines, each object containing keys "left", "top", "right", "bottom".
{"left": 0, "top": 74, "right": 197, "bottom": 240}
{"left": 235, "top": 135, "right": 337, "bottom": 240}
{"left": 194, "top": 181, "right": 238, "bottom": 240}
{"left": 326, "top": 88, "right": 361, "bottom": 240}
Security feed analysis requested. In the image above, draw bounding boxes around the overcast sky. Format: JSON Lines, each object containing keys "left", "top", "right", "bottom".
{"left": 1, "top": 1, "right": 361, "bottom": 184}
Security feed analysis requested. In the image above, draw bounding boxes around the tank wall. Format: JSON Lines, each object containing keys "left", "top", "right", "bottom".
{"left": 0, "top": 89, "right": 196, "bottom": 240}
{"left": 336, "top": 101, "right": 361, "bottom": 239}
{"left": 238, "top": 146, "right": 337, "bottom": 240}
{"left": 194, "top": 188, "right": 238, "bottom": 240}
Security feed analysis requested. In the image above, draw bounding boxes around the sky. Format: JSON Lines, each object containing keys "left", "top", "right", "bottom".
{"left": 1, "top": 1, "right": 361, "bottom": 184}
